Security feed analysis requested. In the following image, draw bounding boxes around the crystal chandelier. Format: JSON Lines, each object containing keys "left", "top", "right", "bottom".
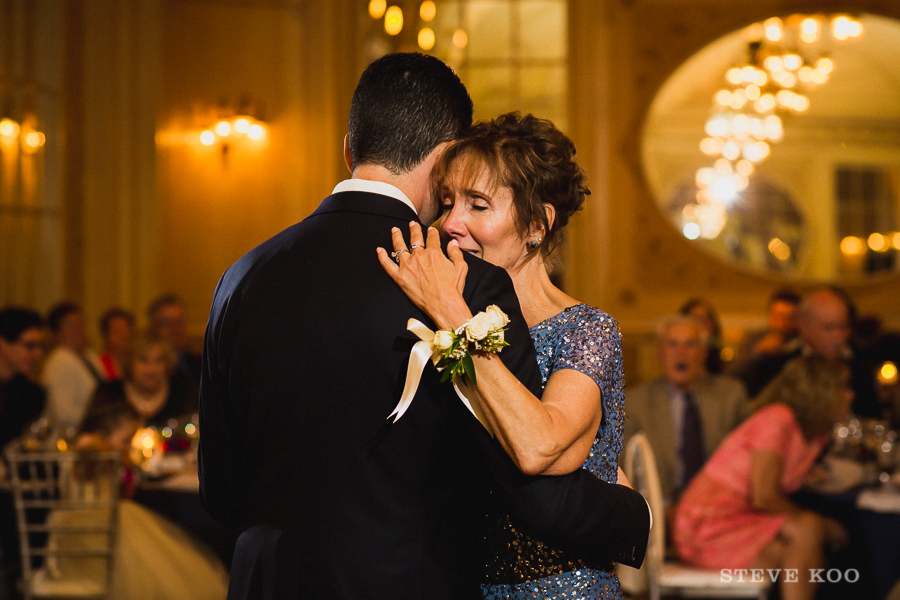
{"left": 683, "top": 14, "right": 863, "bottom": 241}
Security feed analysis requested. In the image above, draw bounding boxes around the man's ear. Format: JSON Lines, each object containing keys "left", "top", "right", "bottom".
{"left": 343, "top": 134, "right": 353, "bottom": 174}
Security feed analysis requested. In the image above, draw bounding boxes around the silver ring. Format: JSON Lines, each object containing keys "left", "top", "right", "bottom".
{"left": 390, "top": 249, "right": 409, "bottom": 263}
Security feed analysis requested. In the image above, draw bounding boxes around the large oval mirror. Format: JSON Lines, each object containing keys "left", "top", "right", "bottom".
{"left": 642, "top": 12, "right": 900, "bottom": 280}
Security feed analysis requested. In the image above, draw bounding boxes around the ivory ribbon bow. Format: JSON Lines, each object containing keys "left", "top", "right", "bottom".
{"left": 388, "top": 319, "right": 494, "bottom": 436}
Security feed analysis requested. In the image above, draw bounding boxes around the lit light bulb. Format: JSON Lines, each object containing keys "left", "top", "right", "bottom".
{"left": 726, "top": 68, "right": 743, "bottom": 85}
{"left": 22, "top": 131, "right": 45, "bottom": 152}
{"left": 783, "top": 54, "right": 802, "bottom": 71}
{"left": 200, "top": 130, "right": 215, "bottom": 146}
{"left": 745, "top": 84, "right": 760, "bottom": 101}
{"left": 817, "top": 57, "right": 834, "bottom": 74}
{"left": 368, "top": 0, "right": 386, "bottom": 19}
{"left": 683, "top": 222, "right": 701, "bottom": 240}
{"left": 736, "top": 159, "right": 754, "bottom": 177}
{"left": 715, "top": 90, "right": 732, "bottom": 106}
{"left": 879, "top": 362, "right": 898, "bottom": 385}
{"left": 764, "top": 56, "right": 784, "bottom": 73}
{"left": 247, "top": 123, "right": 266, "bottom": 140}
{"left": 215, "top": 120, "right": 231, "bottom": 137}
{"left": 234, "top": 118, "right": 251, "bottom": 134}
{"left": 384, "top": 5, "right": 403, "bottom": 35}
{"left": 840, "top": 235, "right": 864, "bottom": 256}
{"left": 741, "top": 66, "right": 757, "bottom": 83}
{"left": 764, "top": 17, "right": 783, "bottom": 42}
{"left": 800, "top": 17, "right": 819, "bottom": 43}
{"left": 699, "top": 137, "right": 723, "bottom": 156}
{"left": 418, "top": 27, "right": 436, "bottom": 51}
{"left": 891, "top": 231, "right": 900, "bottom": 250}
{"left": 0, "top": 118, "right": 19, "bottom": 138}
{"left": 868, "top": 232, "right": 889, "bottom": 252}
{"left": 452, "top": 28, "right": 468, "bottom": 48}
{"left": 420, "top": 1, "right": 436, "bottom": 22}
{"left": 832, "top": 16, "right": 852, "bottom": 40}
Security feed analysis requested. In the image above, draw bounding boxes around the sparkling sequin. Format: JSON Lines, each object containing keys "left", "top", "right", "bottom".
{"left": 482, "top": 304, "right": 625, "bottom": 600}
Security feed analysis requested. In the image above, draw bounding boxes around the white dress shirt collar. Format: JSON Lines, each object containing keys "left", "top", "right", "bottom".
{"left": 332, "top": 179, "right": 417, "bottom": 216}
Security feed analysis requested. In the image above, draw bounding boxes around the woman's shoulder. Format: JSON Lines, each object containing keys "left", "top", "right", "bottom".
{"left": 563, "top": 304, "right": 621, "bottom": 339}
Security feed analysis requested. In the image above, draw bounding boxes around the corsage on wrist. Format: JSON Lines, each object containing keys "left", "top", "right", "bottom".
{"left": 389, "top": 305, "right": 511, "bottom": 434}
{"left": 432, "top": 305, "right": 509, "bottom": 384}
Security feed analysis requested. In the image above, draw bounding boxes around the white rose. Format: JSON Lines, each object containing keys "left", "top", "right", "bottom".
{"left": 492, "top": 329, "right": 505, "bottom": 345}
{"left": 432, "top": 329, "right": 455, "bottom": 352}
{"left": 485, "top": 305, "right": 509, "bottom": 330}
{"left": 465, "top": 312, "right": 493, "bottom": 342}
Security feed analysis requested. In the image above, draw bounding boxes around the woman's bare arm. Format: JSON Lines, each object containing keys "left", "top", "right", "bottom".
{"left": 377, "top": 223, "right": 602, "bottom": 475}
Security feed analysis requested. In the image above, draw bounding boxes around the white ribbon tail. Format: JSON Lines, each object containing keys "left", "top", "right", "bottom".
{"left": 389, "top": 338, "right": 433, "bottom": 422}
{"left": 453, "top": 378, "right": 494, "bottom": 437}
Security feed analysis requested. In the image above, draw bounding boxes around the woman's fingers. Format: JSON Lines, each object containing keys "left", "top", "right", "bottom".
{"left": 390, "top": 226, "right": 409, "bottom": 253}
{"left": 425, "top": 226, "right": 442, "bottom": 249}
{"left": 408, "top": 221, "right": 425, "bottom": 250}
{"left": 376, "top": 247, "right": 400, "bottom": 277}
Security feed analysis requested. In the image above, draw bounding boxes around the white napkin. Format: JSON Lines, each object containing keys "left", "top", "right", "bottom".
{"left": 856, "top": 488, "right": 900, "bottom": 514}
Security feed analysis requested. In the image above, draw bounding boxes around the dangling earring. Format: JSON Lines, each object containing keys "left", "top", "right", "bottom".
{"left": 528, "top": 236, "right": 543, "bottom": 249}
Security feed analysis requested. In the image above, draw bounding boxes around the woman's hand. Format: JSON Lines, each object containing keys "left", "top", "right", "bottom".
{"left": 376, "top": 222, "right": 472, "bottom": 331}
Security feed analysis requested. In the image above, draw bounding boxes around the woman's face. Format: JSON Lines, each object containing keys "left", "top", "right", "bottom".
{"left": 130, "top": 346, "right": 168, "bottom": 393}
{"left": 438, "top": 159, "right": 530, "bottom": 272}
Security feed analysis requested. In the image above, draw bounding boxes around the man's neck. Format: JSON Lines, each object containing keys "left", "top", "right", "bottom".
{"left": 352, "top": 164, "right": 421, "bottom": 210}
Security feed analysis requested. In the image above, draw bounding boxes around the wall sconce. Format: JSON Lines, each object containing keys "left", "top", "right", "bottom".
{"left": 0, "top": 115, "right": 45, "bottom": 153}
{"left": 195, "top": 99, "right": 269, "bottom": 164}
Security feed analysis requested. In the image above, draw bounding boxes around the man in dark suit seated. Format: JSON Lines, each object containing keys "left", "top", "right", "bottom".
{"left": 734, "top": 286, "right": 880, "bottom": 417}
{"left": 199, "top": 52, "right": 649, "bottom": 600}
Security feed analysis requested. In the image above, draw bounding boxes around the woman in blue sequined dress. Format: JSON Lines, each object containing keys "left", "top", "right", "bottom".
{"left": 380, "top": 112, "right": 628, "bottom": 600}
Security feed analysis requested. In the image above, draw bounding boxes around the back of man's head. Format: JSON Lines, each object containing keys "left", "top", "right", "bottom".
{"left": 348, "top": 52, "right": 473, "bottom": 175}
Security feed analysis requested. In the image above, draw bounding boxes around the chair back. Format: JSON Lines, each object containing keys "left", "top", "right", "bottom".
{"left": 6, "top": 448, "right": 122, "bottom": 600}
{"left": 617, "top": 433, "right": 666, "bottom": 599}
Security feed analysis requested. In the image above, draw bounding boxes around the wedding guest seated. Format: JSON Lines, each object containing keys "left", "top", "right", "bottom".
{"left": 625, "top": 315, "right": 748, "bottom": 507}
{"left": 0, "top": 307, "right": 46, "bottom": 450}
{"left": 51, "top": 403, "right": 230, "bottom": 600}
{"left": 98, "top": 308, "right": 135, "bottom": 381}
{"left": 0, "top": 307, "right": 46, "bottom": 598}
{"left": 679, "top": 297, "right": 725, "bottom": 374}
{"left": 730, "top": 288, "right": 801, "bottom": 371}
{"left": 734, "top": 286, "right": 880, "bottom": 417}
{"left": 42, "top": 302, "right": 106, "bottom": 436}
{"left": 147, "top": 295, "right": 200, "bottom": 414}
{"left": 83, "top": 333, "right": 194, "bottom": 430}
{"left": 672, "top": 355, "right": 852, "bottom": 600}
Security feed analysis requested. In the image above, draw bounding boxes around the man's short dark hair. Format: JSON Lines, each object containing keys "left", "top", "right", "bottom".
{"left": 47, "top": 302, "right": 81, "bottom": 334}
{"left": 0, "top": 307, "right": 44, "bottom": 343}
{"left": 147, "top": 294, "right": 183, "bottom": 322}
{"left": 100, "top": 307, "right": 136, "bottom": 336}
{"left": 769, "top": 288, "right": 801, "bottom": 307}
{"left": 348, "top": 52, "right": 473, "bottom": 175}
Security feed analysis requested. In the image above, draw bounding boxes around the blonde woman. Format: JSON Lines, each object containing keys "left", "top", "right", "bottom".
{"left": 672, "top": 355, "right": 852, "bottom": 600}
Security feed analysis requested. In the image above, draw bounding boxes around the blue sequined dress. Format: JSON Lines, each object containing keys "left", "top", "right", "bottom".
{"left": 482, "top": 304, "right": 625, "bottom": 600}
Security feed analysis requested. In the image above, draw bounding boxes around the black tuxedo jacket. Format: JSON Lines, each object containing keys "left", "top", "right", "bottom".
{"left": 199, "top": 190, "right": 649, "bottom": 600}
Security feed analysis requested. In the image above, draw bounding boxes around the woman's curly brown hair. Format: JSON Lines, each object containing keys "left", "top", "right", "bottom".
{"left": 433, "top": 112, "right": 590, "bottom": 256}
{"left": 749, "top": 355, "right": 850, "bottom": 439}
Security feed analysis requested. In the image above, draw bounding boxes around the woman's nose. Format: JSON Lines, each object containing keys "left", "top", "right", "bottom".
{"left": 440, "top": 203, "right": 467, "bottom": 238}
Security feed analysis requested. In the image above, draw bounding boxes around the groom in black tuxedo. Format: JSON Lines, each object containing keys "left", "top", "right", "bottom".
{"left": 199, "top": 52, "right": 649, "bottom": 600}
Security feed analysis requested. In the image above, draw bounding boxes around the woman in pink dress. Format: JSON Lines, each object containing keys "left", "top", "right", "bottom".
{"left": 672, "top": 355, "right": 853, "bottom": 600}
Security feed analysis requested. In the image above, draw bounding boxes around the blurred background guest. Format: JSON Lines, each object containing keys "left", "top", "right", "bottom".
{"left": 98, "top": 308, "right": 136, "bottom": 381}
{"left": 41, "top": 302, "right": 106, "bottom": 437}
{"left": 147, "top": 295, "right": 200, "bottom": 414}
{"left": 625, "top": 315, "right": 748, "bottom": 508}
{"left": 83, "top": 333, "right": 193, "bottom": 430}
{"left": 0, "top": 307, "right": 46, "bottom": 450}
{"left": 731, "top": 288, "right": 802, "bottom": 369}
{"left": 735, "top": 286, "right": 880, "bottom": 417}
{"left": 679, "top": 297, "right": 724, "bottom": 374}
{"left": 672, "top": 355, "right": 853, "bottom": 600}
{"left": 0, "top": 307, "right": 46, "bottom": 600}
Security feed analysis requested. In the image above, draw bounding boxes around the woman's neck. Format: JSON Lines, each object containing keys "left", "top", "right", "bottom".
{"left": 508, "top": 256, "right": 579, "bottom": 327}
